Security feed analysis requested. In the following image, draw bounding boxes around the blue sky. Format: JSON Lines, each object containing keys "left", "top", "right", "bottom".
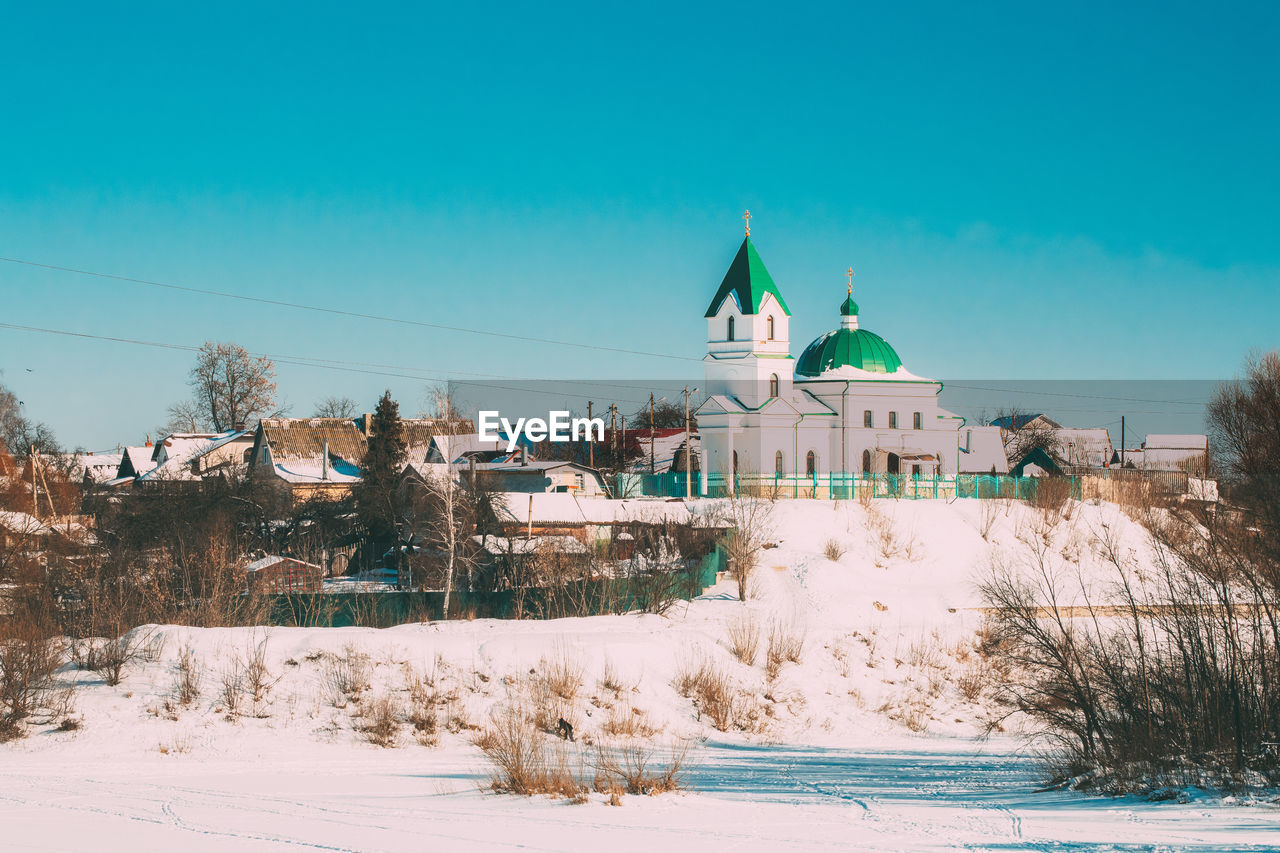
{"left": 1, "top": 2, "right": 1277, "bottom": 449}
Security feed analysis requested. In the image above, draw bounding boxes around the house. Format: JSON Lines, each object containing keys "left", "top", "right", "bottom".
{"left": 1010, "top": 446, "right": 1063, "bottom": 477}
{"left": 248, "top": 415, "right": 462, "bottom": 501}
{"left": 993, "top": 414, "right": 1113, "bottom": 470}
{"left": 605, "top": 428, "right": 701, "bottom": 474}
{"left": 1139, "top": 434, "right": 1209, "bottom": 474}
{"left": 134, "top": 431, "right": 255, "bottom": 487}
{"left": 475, "top": 459, "right": 607, "bottom": 495}
{"left": 244, "top": 555, "right": 326, "bottom": 593}
{"left": 106, "top": 444, "right": 160, "bottom": 486}
{"left": 957, "top": 426, "right": 1009, "bottom": 474}
{"left": 248, "top": 417, "right": 369, "bottom": 500}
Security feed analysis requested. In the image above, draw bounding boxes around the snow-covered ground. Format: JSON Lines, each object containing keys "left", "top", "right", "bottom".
{"left": 5, "top": 498, "right": 1279, "bottom": 851}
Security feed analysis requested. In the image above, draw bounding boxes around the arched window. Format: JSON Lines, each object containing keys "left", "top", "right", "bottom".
{"left": 887, "top": 453, "right": 901, "bottom": 475}
{"left": 805, "top": 450, "right": 816, "bottom": 476}
{"left": 768, "top": 373, "right": 779, "bottom": 398}
{"left": 727, "top": 316, "right": 735, "bottom": 342}
{"left": 774, "top": 450, "right": 784, "bottom": 475}
{"left": 732, "top": 450, "right": 739, "bottom": 474}
{"left": 862, "top": 450, "right": 872, "bottom": 473}
{"left": 767, "top": 316, "right": 775, "bottom": 340}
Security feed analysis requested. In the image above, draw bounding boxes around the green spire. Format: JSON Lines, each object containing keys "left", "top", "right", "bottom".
{"left": 703, "top": 236, "right": 792, "bottom": 318}
{"left": 840, "top": 293, "right": 859, "bottom": 316}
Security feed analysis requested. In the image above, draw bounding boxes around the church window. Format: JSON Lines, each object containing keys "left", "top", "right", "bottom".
{"left": 727, "top": 316, "right": 735, "bottom": 342}
{"left": 769, "top": 374, "right": 779, "bottom": 398}
{"left": 913, "top": 412, "right": 923, "bottom": 430}
{"left": 805, "top": 450, "right": 816, "bottom": 476}
{"left": 862, "top": 450, "right": 871, "bottom": 473}
{"left": 863, "top": 410, "right": 873, "bottom": 428}
{"left": 767, "top": 316, "right": 775, "bottom": 340}
{"left": 775, "top": 450, "right": 784, "bottom": 475}
{"left": 889, "top": 412, "right": 898, "bottom": 429}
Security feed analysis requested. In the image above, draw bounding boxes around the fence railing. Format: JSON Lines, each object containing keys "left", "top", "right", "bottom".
{"left": 619, "top": 471, "right": 1082, "bottom": 501}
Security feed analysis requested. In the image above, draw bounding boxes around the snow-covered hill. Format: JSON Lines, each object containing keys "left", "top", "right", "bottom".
{"left": 7, "top": 497, "right": 1271, "bottom": 852}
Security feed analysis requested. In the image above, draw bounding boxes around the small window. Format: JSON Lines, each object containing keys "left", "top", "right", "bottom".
{"left": 769, "top": 373, "right": 779, "bottom": 398}
{"left": 863, "top": 410, "right": 873, "bottom": 428}
{"left": 913, "top": 412, "right": 923, "bottom": 430}
{"left": 767, "top": 316, "right": 775, "bottom": 340}
{"left": 889, "top": 412, "right": 898, "bottom": 429}
{"left": 574, "top": 473, "right": 584, "bottom": 489}
{"left": 805, "top": 450, "right": 816, "bottom": 476}
{"left": 862, "top": 450, "right": 872, "bottom": 473}
{"left": 775, "top": 450, "right": 784, "bottom": 475}
{"left": 727, "top": 316, "right": 735, "bottom": 342}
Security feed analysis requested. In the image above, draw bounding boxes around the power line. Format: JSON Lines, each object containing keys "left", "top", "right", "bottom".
{"left": 945, "top": 381, "right": 1210, "bottom": 408}
{"left": 0, "top": 255, "right": 702, "bottom": 363}
{"left": 0, "top": 322, "right": 659, "bottom": 407}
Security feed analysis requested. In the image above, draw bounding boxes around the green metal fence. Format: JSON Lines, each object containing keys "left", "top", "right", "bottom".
{"left": 265, "top": 546, "right": 727, "bottom": 628}
{"left": 628, "top": 471, "right": 1079, "bottom": 501}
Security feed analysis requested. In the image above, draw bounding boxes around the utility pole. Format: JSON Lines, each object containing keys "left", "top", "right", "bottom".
{"left": 30, "top": 444, "right": 38, "bottom": 518}
{"left": 1120, "top": 416, "right": 1125, "bottom": 468}
{"left": 649, "top": 393, "right": 656, "bottom": 474}
{"left": 608, "top": 404, "right": 617, "bottom": 467}
{"left": 683, "top": 386, "right": 695, "bottom": 499}
{"left": 587, "top": 401, "right": 594, "bottom": 469}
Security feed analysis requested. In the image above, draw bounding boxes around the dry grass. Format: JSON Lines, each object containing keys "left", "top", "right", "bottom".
{"left": 475, "top": 707, "right": 587, "bottom": 799}
{"left": 359, "top": 694, "right": 402, "bottom": 748}
{"left": 726, "top": 612, "right": 761, "bottom": 666}
{"left": 601, "top": 703, "right": 660, "bottom": 739}
{"left": 539, "top": 650, "right": 583, "bottom": 703}
{"left": 592, "top": 739, "right": 689, "bottom": 795}
{"left": 822, "top": 539, "right": 845, "bottom": 561}
{"left": 864, "top": 505, "right": 918, "bottom": 564}
{"left": 323, "top": 645, "right": 371, "bottom": 707}
{"left": 673, "top": 656, "right": 747, "bottom": 732}
{"left": 765, "top": 621, "right": 805, "bottom": 680}
{"left": 598, "top": 658, "right": 627, "bottom": 695}
{"left": 171, "top": 644, "right": 202, "bottom": 707}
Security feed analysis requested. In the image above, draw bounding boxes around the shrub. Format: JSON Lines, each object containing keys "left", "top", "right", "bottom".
{"left": 726, "top": 612, "right": 761, "bottom": 666}
{"left": 823, "top": 539, "right": 845, "bottom": 561}
{"left": 0, "top": 614, "right": 66, "bottom": 741}
{"left": 323, "top": 645, "right": 371, "bottom": 706}
{"left": 171, "top": 644, "right": 203, "bottom": 706}
{"left": 475, "top": 707, "right": 586, "bottom": 798}
{"left": 766, "top": 621, "right": 805, "bottom": 680}
{"left": 593, "top": 739, "right": 689, "bottom": 795}
{"left": 359, "top": 694, "right": 402, "bottom": 748}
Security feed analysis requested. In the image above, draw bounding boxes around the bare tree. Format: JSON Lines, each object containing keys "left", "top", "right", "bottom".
{"left": 416, "top": 386, "right": 483, "bottom": 615}
{"left": 162, "top": 398, "right": 211, "bottom": 434}
{"left": 992, "top": 408, "right": 1061, "bottom": 466}
{"left": 0, "top": 377, "right": 60, "bottom": 461}
{"left": 314, "top": 396, "right": 358, "bottom": 419}
{"left": 176, "top": 342, "right": 278, "bottom": 432}
{"left": 717, "top": 496, "right": 775, "bottom": 602}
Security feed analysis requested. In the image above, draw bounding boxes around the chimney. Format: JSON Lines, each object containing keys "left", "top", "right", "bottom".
{"left": 321, "top": 440, "right": 329, "bottom": 480}
{"left": 145, "top": 434, "right": 152, "bottom": 448}
{"left": 519, "top": 444, "right": 528, "bottom": 466}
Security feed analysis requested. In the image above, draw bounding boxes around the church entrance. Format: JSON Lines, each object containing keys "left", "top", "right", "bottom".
{"left": 887, "top": 452, "right": 901, "bottom": 475}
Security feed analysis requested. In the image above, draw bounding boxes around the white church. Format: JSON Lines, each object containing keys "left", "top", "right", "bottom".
{"left": 696, "top": 229, "right": 1004, "bottom": 489}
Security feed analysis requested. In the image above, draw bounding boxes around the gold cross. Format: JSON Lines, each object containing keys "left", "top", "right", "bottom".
{"left": 846, "top": 267, "right": 854, "bottom": 294}
{"left": 743, "top": 209, "right": 752, "bottom": 236}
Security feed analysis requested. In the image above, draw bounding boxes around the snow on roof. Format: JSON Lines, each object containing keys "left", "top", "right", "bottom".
{"left": 428, "top": 433, "right": 502, "bottom": 464}
{"left": 1145, "top": 434, "right": 1208, "bottom": 450}
{"left": 0, "top": 510, "right": 51, "bottom": 536}
{"left": 1053, "top": 428, "right": 1113, "bottom": 468}
{"left": 137, "top": 430, "right": 248, "bottom": 482}
{"left": 472, "top": 534, "right": 589, "bottom": 556}
{"left": 245, "top": 555, "right": 321, "bottom": 572}
{"left": 490, "top": 493, "right": 711, "bottom": 526}
{"left": 120, "top": 446, "right": 159, "bottom": 478}
{"left": 958, "top": 426, "right": 1009, "bottom": 474}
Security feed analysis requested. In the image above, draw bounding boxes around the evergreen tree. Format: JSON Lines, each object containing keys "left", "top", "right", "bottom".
{"left": 356, "top": 390, "right": 407, "bottom": 551}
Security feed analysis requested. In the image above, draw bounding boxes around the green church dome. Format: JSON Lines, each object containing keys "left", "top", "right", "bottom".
{"left": 795, "top": 327, "right": 903, "bottom": 376}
